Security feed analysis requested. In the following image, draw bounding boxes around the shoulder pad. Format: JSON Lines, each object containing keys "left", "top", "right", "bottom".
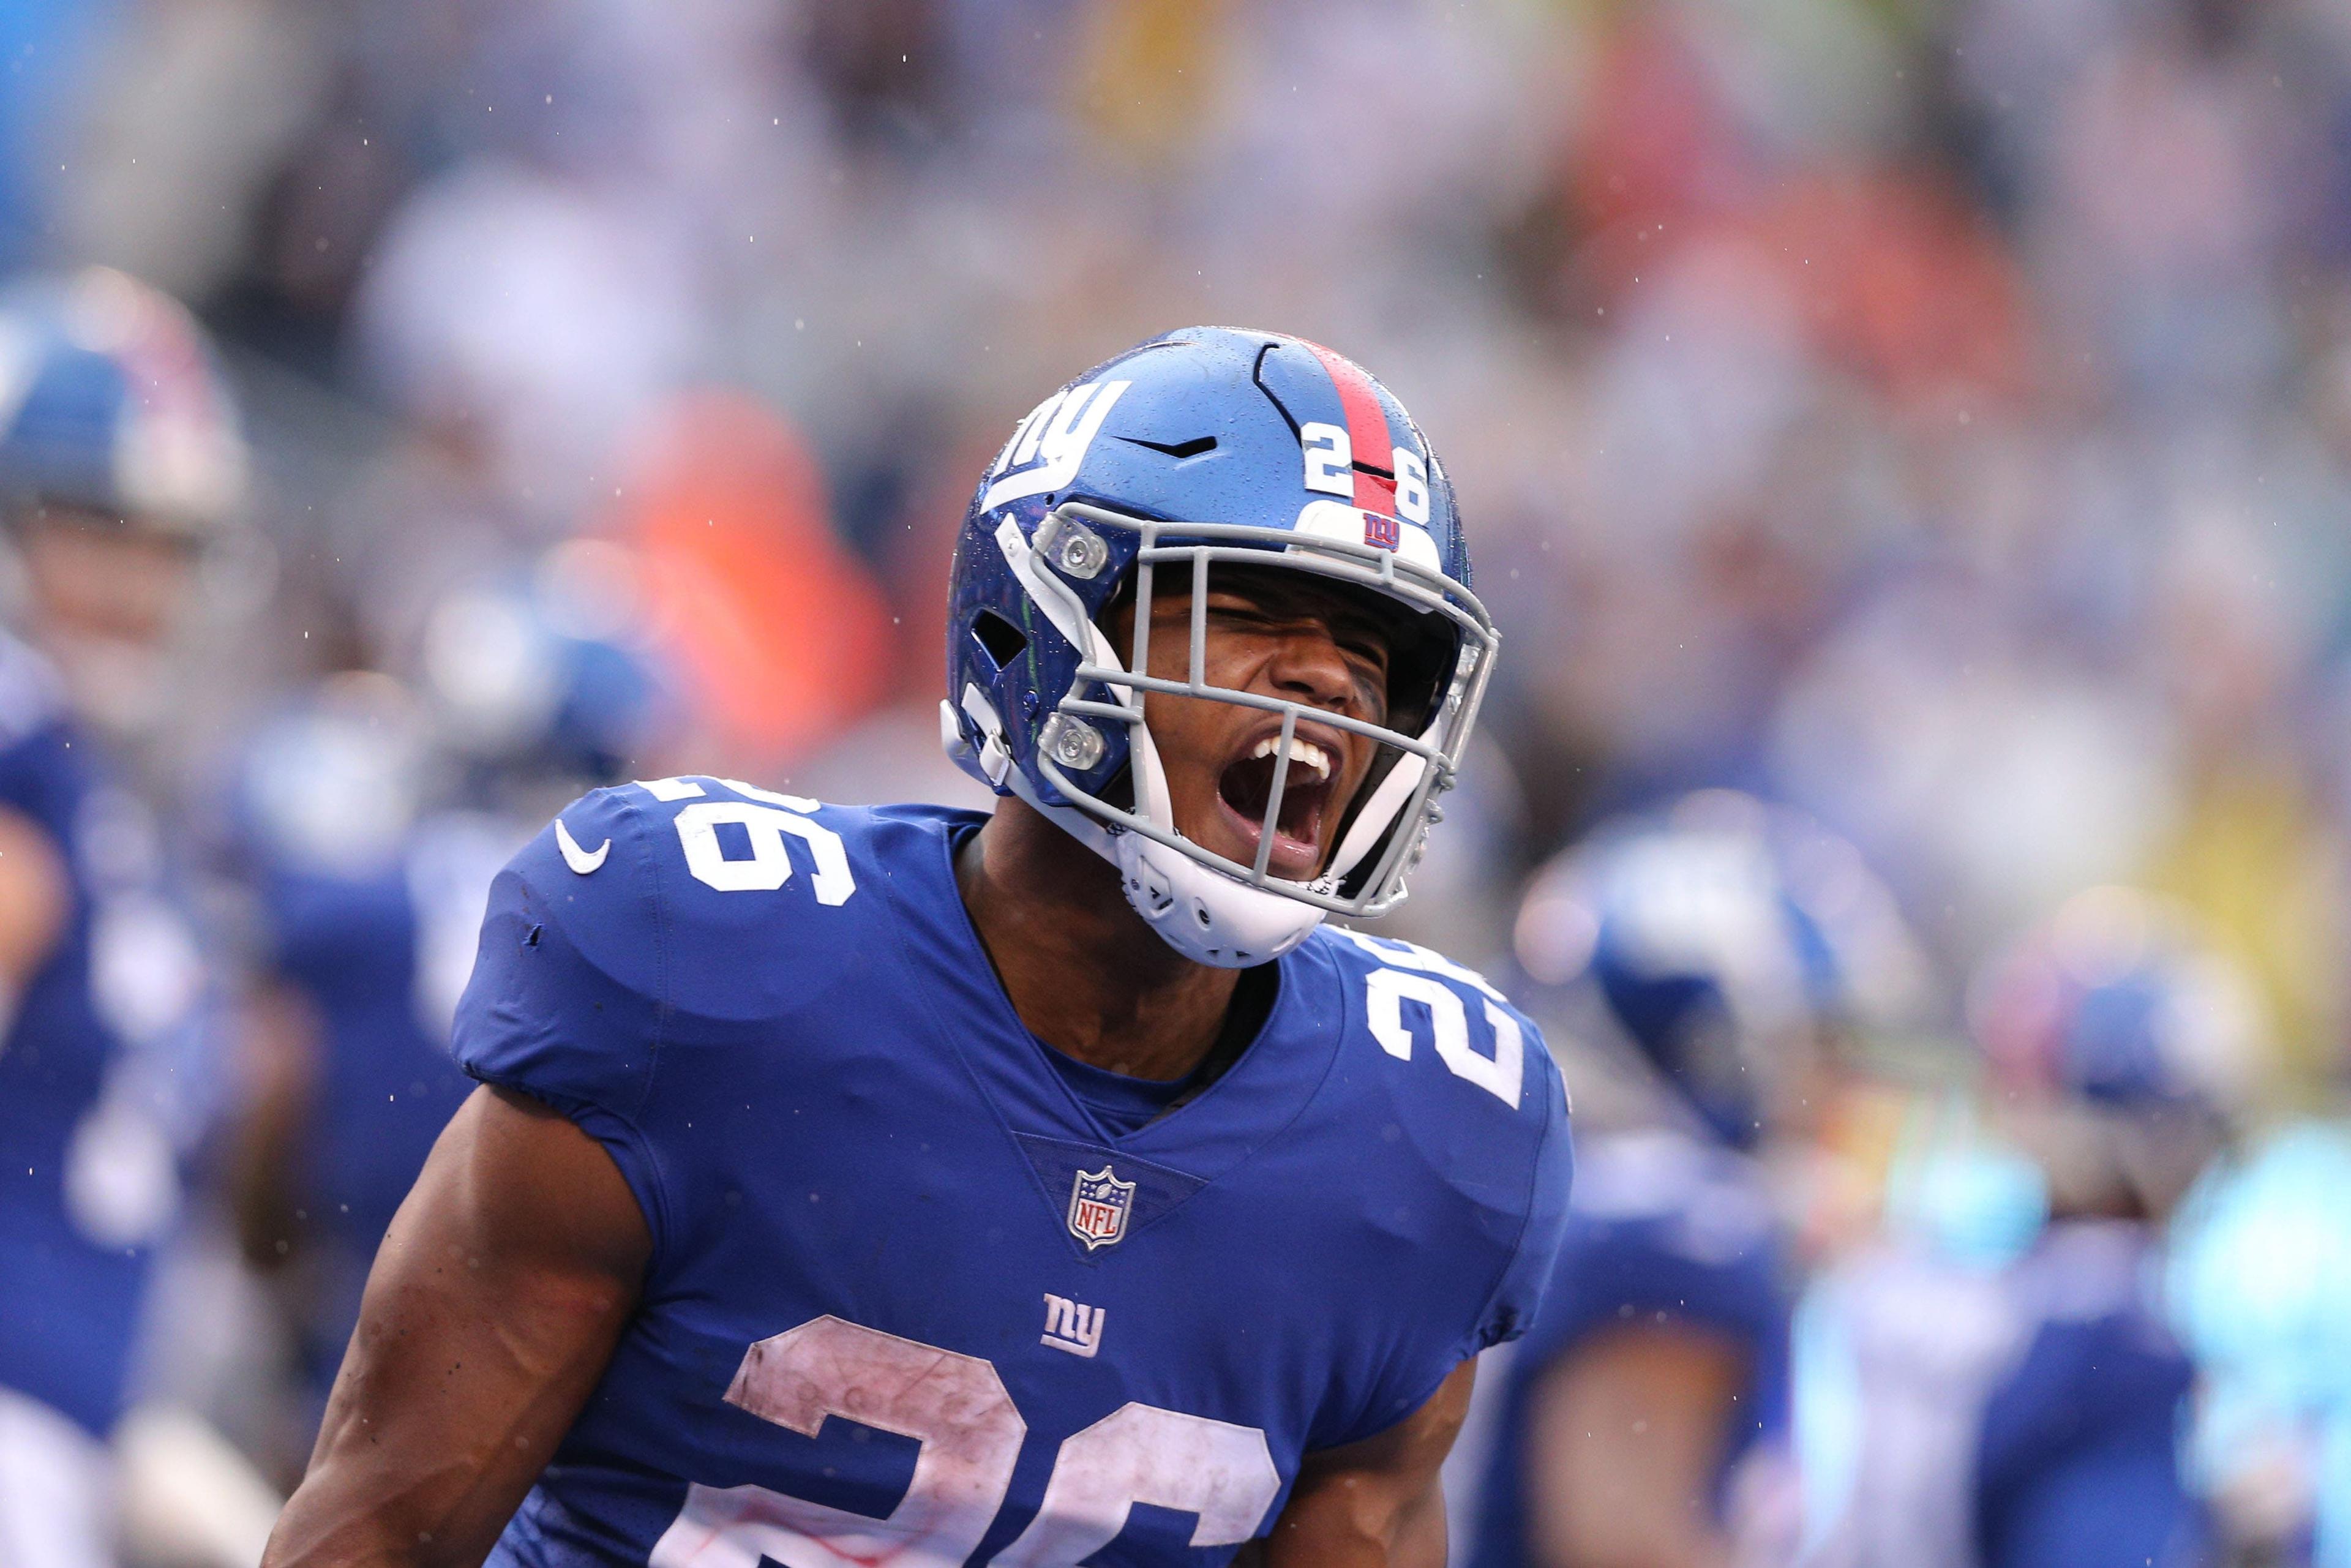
{"left": 449, "top": 782, "right": 669, "bottom": 1117}
{"left": 1309, "top": 925, "right": 1574, "bottom": 1354}
{"left": 1318, "top": 925, "right": 1564, "bottom": 1121}
{"left": 616, "top": 778, "right": 937, "bottom": 1033}
{"left": 453, "top": 775, "right": 879, "bottom": 1077}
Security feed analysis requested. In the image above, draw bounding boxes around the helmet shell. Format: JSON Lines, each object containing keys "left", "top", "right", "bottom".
{"left": 0, "top": 268, "right": 247, "bottom": 535}
{"left": 1969, "top": 886, "right": 2267, "bottom": 1117}
{"left": 944, "top": 325, "right": 1470, "bottom": 812}
{"left": 1516, "top": 791, "right": 1927, "bottom": 1146}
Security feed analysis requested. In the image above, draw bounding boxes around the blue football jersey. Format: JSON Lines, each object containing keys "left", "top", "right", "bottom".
{"left": 1973, "top": 1222, "right": 2204, "bottom": 1568}
{"left": 1788, "top": 1220, "right": 2202, "bottom": 1568}
{"left": 449, "top": 779, "right": 1573, "bottom": 1568}
{"left": 1467, "top": 1129, "right": 1790, "bottom": 1568}
{"left": 0, "top": 632, "right": 214, "bottom": 1438}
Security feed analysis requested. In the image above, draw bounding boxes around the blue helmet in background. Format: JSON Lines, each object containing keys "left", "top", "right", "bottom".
{"left": 417, "top": 539, "right": 673, "bottom": 791}
{"left": 1968, "top": 885, "right": 2267, "bottom": 1119}
{"left": 1515, "top": 790, "right": 1927, "bottom": 1146}
{"left": 0, "top": 267, "right": 247, "bottom": 536}
{"left": 1962, "top": 888, "right": 2265, "bottom": 1225}
{"left": 239, "top": 672, "right": 437, "bottom": 880}
{"left": 942, "top": 326, "right": 1494, "bottom": 966}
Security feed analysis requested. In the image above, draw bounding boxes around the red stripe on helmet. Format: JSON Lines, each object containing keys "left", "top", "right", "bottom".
{"left": 1300, "top": 340, "right": 1399, "bottom": 516}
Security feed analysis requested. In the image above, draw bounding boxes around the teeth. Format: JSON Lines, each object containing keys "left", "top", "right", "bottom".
{"left": 1248, "top": 736, "right": 1332, "bottom": 782}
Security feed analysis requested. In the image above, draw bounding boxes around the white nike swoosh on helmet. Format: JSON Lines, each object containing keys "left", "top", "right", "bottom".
{"left": 555, "top": 817, "right": 610, "bottom": 875}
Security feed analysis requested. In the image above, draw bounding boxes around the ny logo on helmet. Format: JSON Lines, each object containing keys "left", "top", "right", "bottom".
{"left": 1067, "top": 1165, "right": 1136, "bottom": 1250}
{"left": 983, "top": 377, "right": 1131, "bottom": 513}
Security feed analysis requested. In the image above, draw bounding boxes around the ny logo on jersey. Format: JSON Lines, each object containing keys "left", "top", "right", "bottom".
{"left": 1040, "top": 1294, "right": 1106, "bottom": 1358}
{"left": 1067, "top": 1165, "right": 1135, "bottom": 1250}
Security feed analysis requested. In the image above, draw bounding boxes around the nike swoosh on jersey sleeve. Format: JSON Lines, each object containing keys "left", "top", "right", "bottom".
{"left": 451, "top": 786, "right": 667, "bottom": 1123}
{"left": 555, "top": 815, "right": 611, "bottom": 874}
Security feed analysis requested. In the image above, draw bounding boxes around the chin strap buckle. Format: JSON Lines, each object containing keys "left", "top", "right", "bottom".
{"left": 944, "top": 686, "right": 1016, "bottom": 788}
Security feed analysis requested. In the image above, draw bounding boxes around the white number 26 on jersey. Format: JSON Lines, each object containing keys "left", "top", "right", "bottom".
{"left": 1340, "top": 931, "right": 1526, "bottom": 1109}
{"left": 639, "top": 778, "right": 857, "bottom": 906}
{"left": 648, "top": 1316, "right": 1281, "bottom": 1568}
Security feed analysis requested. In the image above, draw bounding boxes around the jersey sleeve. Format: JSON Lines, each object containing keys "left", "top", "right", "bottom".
{"left": 450, "top": 784, "right": 674, "bottom": 1258}
{"left": 1463, "top": 1017, "right": 1577, "bottom": 1356}
{"left": 1311, "top": 963, "right": 1578, "bottom": 1451}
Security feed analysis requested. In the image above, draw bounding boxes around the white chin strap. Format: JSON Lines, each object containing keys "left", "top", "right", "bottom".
{"left": 1106, "top": 677, "right": 1439, "bottom": 967}
{"left": 1114, "top": 831, "right": 1326, "bottom": 968}
{"left": 948, "top": 514, "right": 1441, "bottom": 968}
{"left": 1109, "top": 709, "right": 1329, "bottom": 968}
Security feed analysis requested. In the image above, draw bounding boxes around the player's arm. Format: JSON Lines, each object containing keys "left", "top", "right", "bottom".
{"left": 0, "top": 800, "right": 67, "bottom": 1001}
{"left": 228, "top": 980, "right": 321, "bottom": 1269}
{"left": 263, "top": 1084, "right": 651, "bottom": 1568}
{"left": 1240, "top": 1359, "right": 1477, "bottom": 1568}
{"left": 1523, "top": 1325, "right": 1747, "bottom": 1568}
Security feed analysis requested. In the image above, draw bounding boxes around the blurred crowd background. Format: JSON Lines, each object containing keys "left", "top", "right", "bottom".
{"left": 10, "top": 0, "right": 2351, "bottom": 1566}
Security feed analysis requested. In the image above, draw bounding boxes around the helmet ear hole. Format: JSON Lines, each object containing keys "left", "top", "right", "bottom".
{"left": 971, "top": 611, "right": 1027, "bottom": 672}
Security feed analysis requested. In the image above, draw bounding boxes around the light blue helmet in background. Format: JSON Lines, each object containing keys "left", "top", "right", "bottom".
{"left": 0, "top": 266, "right": 247, "bottom": 536}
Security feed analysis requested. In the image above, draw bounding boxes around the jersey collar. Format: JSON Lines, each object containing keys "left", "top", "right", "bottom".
{"left": 879, "top": 812, "right": 1348, "bottom": 1185}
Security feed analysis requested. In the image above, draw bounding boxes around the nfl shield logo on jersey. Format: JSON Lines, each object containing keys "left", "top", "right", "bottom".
{"left": 1067, "top": 1165, "right": 1136, "bottom": 1250}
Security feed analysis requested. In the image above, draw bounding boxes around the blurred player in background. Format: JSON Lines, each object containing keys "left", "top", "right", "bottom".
{"left": 227, "top": 548, "right": 670, "bottom": 1444}
{"left": 1471, "top": 790, "right": 1922, "bottom": 1568}
{"left": 0, "top": 267, "right": 241, "bottom": 1568}
{"left": 1793, "top": 886, "right": 2257, "bottom": 1568}
{"left": 2170, "top": 1123, "right": 2351, "bottom": 1568}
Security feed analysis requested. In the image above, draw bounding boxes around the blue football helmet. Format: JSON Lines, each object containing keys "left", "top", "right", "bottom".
{"left": 418, "top": 541, "right": 673, "bottom": 790}
{"left": 0, "top": 266, "right": 247, "bottom": 536}
{"left": 239, "top": 672, "right": 436, "bottom": 879}
{"left": 1968, "top": 885, "right": 2265, "bottom": 1118}
{"left": 942, "top": 326, "right": 1495, "bottom": 966}
{"left": 1514, "top": 790, "right": 1926, "bottom": 1146}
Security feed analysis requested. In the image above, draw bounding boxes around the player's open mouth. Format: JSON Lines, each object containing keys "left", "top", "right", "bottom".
{"left": 1215, "top": 731, "right": 1337, "bottom": 880}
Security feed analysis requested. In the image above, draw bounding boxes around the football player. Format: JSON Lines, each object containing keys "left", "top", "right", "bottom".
{"left": 2169, "top": 1123, "right": 2351, "bottom": 1568}
{"left": 264, "top": 328, "right": 1575, "bottom": 1568}
{"left": 0, "top": 268, "right": 245, "bottom": 1568}
{"left": 1469, "top": 792, "right": 1922, "bottom": 1568}
{"left": 1793, "top": 886, "right": 2249, "bottom": 1568}
{"left": 229, "top": 560, "right": 670, "bottom": 1433}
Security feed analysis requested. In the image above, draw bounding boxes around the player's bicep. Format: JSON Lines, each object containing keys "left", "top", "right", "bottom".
{"left": 264, "top": 1086, "right": 650, "bottom": 1568}
{"left": 1259, "top": 1360, "right": 1476, "bottom": 1568}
